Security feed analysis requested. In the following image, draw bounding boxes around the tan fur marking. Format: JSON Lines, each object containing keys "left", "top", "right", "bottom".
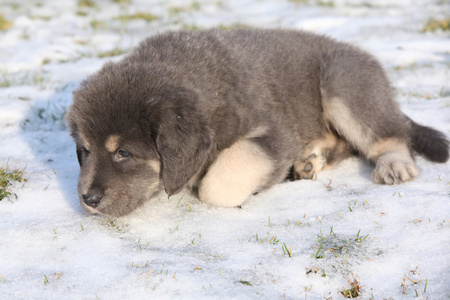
{"left": 198, "top": 139, "right": 273, "bottom": 207}
{"left": 367, "top": 138, "right": 406, "bottom": 161}
{"left": 323, "top": 98, "right": 373, "bottom": 156}
{"left": 147, "top": 160, "right": 161, "bottom": 173}
{"left": 294, "top": 132, "right": 350, "bottom": 180}
{"left": 105, "top": 135, "right": 120, "bottom": 153}
{"left": 246, "top": 126, "right": 268, "bottom": 139}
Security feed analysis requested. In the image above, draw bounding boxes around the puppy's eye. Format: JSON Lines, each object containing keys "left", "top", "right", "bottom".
{"left": 78, "top": 147, "right": 90, "bottom": 158}
{"left": 76, "top": 147, "right": 90, "bottom": 166}
{"left": 116, "top": 149, "right": 132, "bottom": 160}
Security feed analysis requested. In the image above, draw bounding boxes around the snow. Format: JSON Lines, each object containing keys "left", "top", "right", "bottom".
{"left": 0, "top": 0, "right": 449, "bottom": 299}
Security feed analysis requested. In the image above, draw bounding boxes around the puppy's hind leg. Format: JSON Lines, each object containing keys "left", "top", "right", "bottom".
{"left": 320, "top": 48, "right": 419, "bottom": 184}
{"left": 369, "top": 118, "right": 448, "bottom": 184}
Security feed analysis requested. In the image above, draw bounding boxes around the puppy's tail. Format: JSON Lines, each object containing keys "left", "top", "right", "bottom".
{"left": 409, "top": 119, "right": 449, "bottom": 163}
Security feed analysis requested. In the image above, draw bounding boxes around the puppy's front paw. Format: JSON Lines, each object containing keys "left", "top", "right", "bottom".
{"left": 372, "top": 158, "right": 419, "bottom": 185}
{"left": 294, "top": 153, "right": 322, "bottom": 180}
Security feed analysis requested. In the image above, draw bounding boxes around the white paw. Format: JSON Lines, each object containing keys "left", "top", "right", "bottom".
{"left": 372, "top": 156, "right": 419, "bottom": 185}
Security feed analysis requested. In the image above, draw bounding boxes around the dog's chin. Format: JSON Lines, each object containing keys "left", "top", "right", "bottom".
{"left": 79, "top": 200, "right": 101, "bottom": 216}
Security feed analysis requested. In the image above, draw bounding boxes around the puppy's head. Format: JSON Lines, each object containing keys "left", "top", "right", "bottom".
{"left": 66, "top": 62, "right": 212, "bottom": 217}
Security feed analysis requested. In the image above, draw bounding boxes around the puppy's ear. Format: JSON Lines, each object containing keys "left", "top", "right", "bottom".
{"left": 154, "top": 89, "right": 212, "bottom": 196}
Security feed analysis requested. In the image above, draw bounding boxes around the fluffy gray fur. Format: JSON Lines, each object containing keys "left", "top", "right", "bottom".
{"left": 66, "top": 29, "right": 449, "bottom": 217}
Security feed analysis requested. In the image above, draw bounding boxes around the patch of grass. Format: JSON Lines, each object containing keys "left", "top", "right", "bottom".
{"left": 0, "top": 69, "right": 49, "bottom": 89}
{"left": 282, "top": 243, "right": 293, "bottom": 257}
{"left": 182, "top": 24, "right": 204, "bottom": 31}
{"left": 269, "top": 235, "right": 279, "bottom": 245}
{"left": 438, "top": 87, "right": 450, "bottom": 98}
{"left": 0, "top": 163, "right": 26, "bottom": 201}
{"left": 401, "top": 274, "right": 409, "bottom": 294}
{"left": 115, "top": 12, "right": 160, "bottom": 22}
{"left": 129, "top": 261, "right": 150, "bottom": 269}
{"left": 191, "top": 1, "right": 201, "bottom": 10}
{"left": 424, "top": 17, "right": 450, "bottom": 32}
{"left": 289, "top": 0, "right": 335, "bottom": 5}
{"left": 239, "top": 279, "right": 252, "bottom": 286}
{"left": 78, "top": 0, "right": 95, "bottom": 7}
{"left": 216, "top": 23, "right": 253, "bottom": 31}
{"left": 401, "top": 266, "right": 429, "bottom": 297}
{"left": 340, "top": 274, "right": 363, "bottom": 298}
{"left": 310, "top": 228, "right": 376, "bottom": 278}
{"left": 288, "top": 0, "right": 309, "bottom": 4}
{"left": 169, "top": 223, "right": 179, "bottom": 232}
{"left": 90, "top": 20, "right": 108, "bottom": 30}
{"left": 54, "top": 272, "right": 62, "bottom": 280}
{"left": 97, "top": 47, "right": 128, "bottom": 58}
{"left": 30, "top": 15, "right": 52, "bottom": 21}
{"left": 0, "top": 14, "right": 12, "bottom": 31}
{"left": 306, "top": 265, "right": 319, "bottom": 275}
{"left": 137, "top": 238, "right": 150, "bottom": 251}
{"left": 393, "top": 62, "right": 433, "bottom": 72}
{"left": 317, "top": 0, "right": 335, "bottom": 7}
{"left": 76, "top": 11, "right": 88, "bottom": 17}
{"left": 313, "top": 231, "right": 325, "bottom": 259}
{"left": 354, "top": 229, "right": 369, "bottom": 243}
{"left": 0, "top": 71, "right": 11, "bottom": 87}
{"left": 249, "top": 233, "right": 279, "bottom": 244}
{"left": 168, "top": 2, "right": 201, "bottom": 16}
{"left": 347, "top": 198, "right": 368, "bottom": 212}
{"left": 168, "top": 6, "right": 186, "bottom": 16}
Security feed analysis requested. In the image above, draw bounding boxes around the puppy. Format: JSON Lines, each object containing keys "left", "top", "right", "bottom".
{"left": 66, "top": 29, "right": 449, "bottom": 217}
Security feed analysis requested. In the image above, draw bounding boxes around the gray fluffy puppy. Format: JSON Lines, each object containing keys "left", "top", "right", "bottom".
{"left": 66, "top": 29, "right": 449, "bottom": 217}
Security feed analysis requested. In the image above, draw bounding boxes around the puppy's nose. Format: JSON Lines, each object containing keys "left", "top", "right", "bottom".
{"left": 82, "top": 193, "right": 102, "bottom": 208}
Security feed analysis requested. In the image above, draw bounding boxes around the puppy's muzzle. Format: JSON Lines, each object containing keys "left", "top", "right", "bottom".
{"left": 82, "top": 193, "right": 102, "bottom": 208}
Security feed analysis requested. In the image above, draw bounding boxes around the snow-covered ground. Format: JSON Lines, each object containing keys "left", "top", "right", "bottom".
{"left": 1, "top": 0, "right": 449, "bottom": 298}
